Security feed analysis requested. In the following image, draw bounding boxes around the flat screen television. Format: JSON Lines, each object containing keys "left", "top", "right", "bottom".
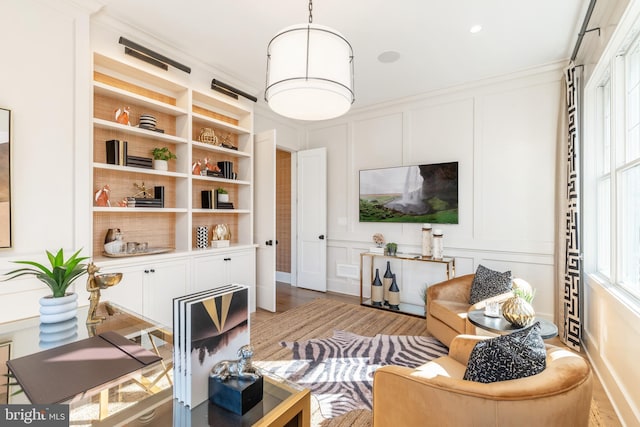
{"left": 359, "top": 161, "right": 458, "bottom": 224}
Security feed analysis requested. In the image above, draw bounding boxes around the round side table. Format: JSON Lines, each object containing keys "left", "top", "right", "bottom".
{"left": 467, "top": 308, "right": 558, "bottom": 339}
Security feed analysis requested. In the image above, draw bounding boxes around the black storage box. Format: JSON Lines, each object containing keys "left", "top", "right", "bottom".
{"left": 208, "top": 375, "right": 263, "bottom": 415}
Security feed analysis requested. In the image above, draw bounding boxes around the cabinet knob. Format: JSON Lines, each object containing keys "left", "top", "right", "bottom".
{"left": 224, "top": 258, "right": 231, "bottom": 261}
{"left": 144, "top": 269, "right": 150, "bottom": 274}
{"left": 319, "top": 235, "right": 325, "bottom": 240}
{"left": 150, "top": 269, "right": 155, "bottom": 273}
{"left": 266, "top": 240, "right": 273, "bottom": 246}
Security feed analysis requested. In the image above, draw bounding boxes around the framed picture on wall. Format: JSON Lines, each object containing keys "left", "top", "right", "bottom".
{"left": 359, "top": 161, "right": 458, "bottom": 224}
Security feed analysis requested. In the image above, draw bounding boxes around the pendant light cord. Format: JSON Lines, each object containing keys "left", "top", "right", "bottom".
{"left": 308, "top": 0, "right": 313, "bottom": 23}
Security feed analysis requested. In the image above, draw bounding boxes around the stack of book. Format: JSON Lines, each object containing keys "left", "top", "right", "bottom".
{"left": 133, "top": 198, "right": 163, "bottom": 208}
{"left": 126, "top": 155, "right": 153, "bottom": 169}
{"left": 173, "top": 285, "right": 249, "bottom": 408}
{"left": 215, "top": 189, "right": 234, "bottom": 209}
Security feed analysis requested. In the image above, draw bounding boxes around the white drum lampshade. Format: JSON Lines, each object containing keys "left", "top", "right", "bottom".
{"left": 265, "top": 23, "right": 355, "bottom": 121}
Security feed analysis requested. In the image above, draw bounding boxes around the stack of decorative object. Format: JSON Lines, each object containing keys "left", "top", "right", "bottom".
{"left": 370, "top": 261, "right": 401, "bottom": 311}
{"left": 138, "top": 113, "right": 163, "bottom": 133}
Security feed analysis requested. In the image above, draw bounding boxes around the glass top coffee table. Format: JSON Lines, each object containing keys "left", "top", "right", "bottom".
{"left": 467, "top": 308, "right": 558, "bottom": 339}
{"left": 1, "top": 302, "right": 310, "bottom": 427}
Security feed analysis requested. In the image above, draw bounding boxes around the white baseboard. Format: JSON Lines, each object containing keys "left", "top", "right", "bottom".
{"left": 276, "top": 271, "right": 291, "bottom": 284}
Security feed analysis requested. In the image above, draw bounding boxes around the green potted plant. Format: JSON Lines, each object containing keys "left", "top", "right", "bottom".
{"left": 216, "top": 187, "right": 229, "bottom": 203}
{"left": 2, "top": 248, "right": 88, "bottom": 323}
{"left": 385, "top": 242, "right": 398, "bottom": 256}
{"left": 151, "top": 147, "right": 177, "bottom": 171}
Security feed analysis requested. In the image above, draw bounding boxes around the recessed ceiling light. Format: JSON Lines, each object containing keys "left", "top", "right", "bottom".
{"left": 377, "top": 51, "right": 400, "bottom": 64}
{"left": 470, "top": 25, "right": 482, "bottom": 34}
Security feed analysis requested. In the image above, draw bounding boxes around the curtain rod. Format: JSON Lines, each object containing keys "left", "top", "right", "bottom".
{"left": 571, "top": 0, "right": 598, "bottom": 61}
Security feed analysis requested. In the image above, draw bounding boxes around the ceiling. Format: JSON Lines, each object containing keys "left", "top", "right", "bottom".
{"left": 95, "top": 0, "right": 588, "bottom": 113}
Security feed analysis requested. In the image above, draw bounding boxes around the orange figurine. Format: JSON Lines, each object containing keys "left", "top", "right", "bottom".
{"left": 114, "top": 106, "right": 131, "bottom": 126}
{"left": 94, "top": 184, "right": 111, "bottom": 207}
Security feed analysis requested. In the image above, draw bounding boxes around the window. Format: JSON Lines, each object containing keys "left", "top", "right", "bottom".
{"left": 591, "top": 34, "right": 640, "bottom": 301}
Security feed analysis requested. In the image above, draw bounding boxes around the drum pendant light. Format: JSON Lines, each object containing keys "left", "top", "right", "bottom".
{"left": 265, "top": 0, "right": 355, "bottom": 121}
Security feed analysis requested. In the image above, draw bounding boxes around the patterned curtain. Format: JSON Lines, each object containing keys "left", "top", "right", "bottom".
{"left": 555, "top": 64, "right": 581, "bottom": 351}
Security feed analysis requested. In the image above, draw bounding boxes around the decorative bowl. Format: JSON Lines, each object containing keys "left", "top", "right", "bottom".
{"left": 104, "top": 240, "right": 124, "bottom": 254}
{"left": 95, "top": 273, "right": 123, "bottom": 289}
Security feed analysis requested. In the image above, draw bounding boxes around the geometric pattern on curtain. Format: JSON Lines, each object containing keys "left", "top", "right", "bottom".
{"left": 563, "top": 64, "right": 581, "bottom": 351}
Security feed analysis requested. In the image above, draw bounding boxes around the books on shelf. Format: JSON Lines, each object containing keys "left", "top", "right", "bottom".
{"left": 173, "top": 284, "right": 249, "bottom": 408}
{"left": 105, "top": 140, "right": 155, "bottom": 169}
{"left": 133, "top": 198, "right": 163, "bottom": 207}
{"left": 201, "top": 190, "right": 213, "bottom": 209}
{"left": 106, "top": 139, "right": 128, "bottom": 166}
{"left": 215, "top": 201, "right": 234, "bottom": 210}
{"left": 126, "top": 155, "right": 153, "bottom": 169}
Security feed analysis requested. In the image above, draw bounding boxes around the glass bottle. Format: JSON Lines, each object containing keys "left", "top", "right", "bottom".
{"left": 432, "top": 229, "right": 444, "bottom": 259}
{"left": 383, "top": 261, "right": 393, "bottom": 306}
{"left": 388, "top": 273, "right": 400, "bottom": 310}
{"left": 371, "top": 268, "right": 383, "bottom": 307}
{"left": 421, "top": 223, "right": 433, "bottom": 257}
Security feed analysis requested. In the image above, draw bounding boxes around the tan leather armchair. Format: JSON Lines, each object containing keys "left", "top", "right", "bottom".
{"left": 426, "top": 274, "right": 516, "bottom": 347}
{"left": 373, "top": 335, "right": 593, "bottom": 427}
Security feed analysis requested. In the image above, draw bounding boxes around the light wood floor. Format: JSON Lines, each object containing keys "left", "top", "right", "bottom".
{"left": 252, "top": 283, "right": 622, "bottom": 426}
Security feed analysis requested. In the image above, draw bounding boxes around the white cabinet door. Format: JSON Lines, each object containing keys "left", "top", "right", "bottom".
{"left": 190, "top": 248, "right": 256, "bottom": 312}
{"left": 226, "top": 249, "right": 256, "bottom": 312}
{"left": 191, "top": 255, "right": 229, "bottom": 293}
{"left": 143, "top": 259, "right": 189, "bottom": 327}
{"left": 99, "top": 264, "right": 144, "bottom": 315}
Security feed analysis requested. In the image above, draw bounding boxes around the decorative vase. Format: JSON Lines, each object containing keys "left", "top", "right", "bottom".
{"left": 196, "top": 225, "right": 209, "bottom": 249}
{"left": 502, "top": 295, "right": 536, "bottom": 327}
{"left": 39, "top": 293, "right": 78, "bottom": 324}
{"left": 388, "top": 274, "right": 400, "bottom": 310}
{"left": 432, "top": 229, "right": 444, "bottom": 259}
{"left": 153, "top": 159, "right": 168, "bottom": 171}
{"left": 421, "top": 223, "right": 433, "bottom": 257}
{"left": 371, "top": 268, "right": 384, "bottom": 307}
{"left": 383, "top": 261, "right": 393, "bottom": 306}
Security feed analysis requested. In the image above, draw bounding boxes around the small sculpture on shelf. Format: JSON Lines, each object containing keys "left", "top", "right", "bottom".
{"left": 372, "top": 233, "right": 384, "bottom": 248}
{"left": 94, "top": 184, "right": 111, "bottom": 207}
{"left": 114, "top": 106, "right": 131, "bottom": 126}
{"left": 192, "top": 159, "right": 202, "bottom": 176}
{"left": 198, "top": 127, "right": 219, "bottom": 145}
{"left": 133, "top": 182, "right": 152, "bottom": 198}
{"left": 220, "top": 132, "right": 236, "bottom": 150}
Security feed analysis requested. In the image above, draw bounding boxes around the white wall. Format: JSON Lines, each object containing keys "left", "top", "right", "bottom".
{"left": 302, "top": 65, "right": 562, "bottom": 319}
{"left": 0, "top": 0, "right": 97, "bottom": 322}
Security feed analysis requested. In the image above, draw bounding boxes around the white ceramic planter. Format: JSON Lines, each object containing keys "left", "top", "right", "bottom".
{"left": 39, "top": 293, "right": 78, "bottom": 324}
{"left": 218, "top": 193, "right": 229, "bottom": 203}
{"left": 153, "top": 159, "right": 168, "bottom": 171}
{"left": 39, "top": 316, "right": 78, "bottom": 348}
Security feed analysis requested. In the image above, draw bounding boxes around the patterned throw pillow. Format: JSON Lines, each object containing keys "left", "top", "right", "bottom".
{"left": 468, "top": 264, "right": 512, "bottom": 304}
{"left": 463, "top": 322, "right": 546, "bottom": 383}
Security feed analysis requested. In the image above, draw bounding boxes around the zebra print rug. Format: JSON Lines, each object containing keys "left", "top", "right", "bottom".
{"left": 255, "top": 330, "right": 447, "bottom": 419}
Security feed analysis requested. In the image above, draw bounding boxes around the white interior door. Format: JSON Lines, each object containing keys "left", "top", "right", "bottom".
{"left": 297, "top": 148, "right": 327, "bottom": 291}
{"left": 254, "top": 130, "right": 277, "bottom": 311}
